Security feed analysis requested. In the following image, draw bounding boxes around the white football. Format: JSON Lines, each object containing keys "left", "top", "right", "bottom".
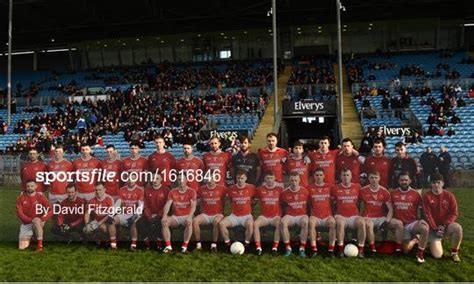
{"left": 344, "top": 243, "right": 359, "bottom": 257}
{"left": 230, "top": 241, "right": 245, "bottom": 255}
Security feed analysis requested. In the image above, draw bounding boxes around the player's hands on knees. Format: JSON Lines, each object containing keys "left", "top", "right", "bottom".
{"left": 161, "top": 216, "right": 168, "bottom": 226}
{"left": 32, "top": 217, "right": 42, "bottom": 225}
{"left": 185, "top": 217, "right": 193, "bottom": 226}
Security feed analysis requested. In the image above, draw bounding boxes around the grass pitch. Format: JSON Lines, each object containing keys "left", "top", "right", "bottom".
{"left": 0, "top": 187, "right": 473, "bottom": 281}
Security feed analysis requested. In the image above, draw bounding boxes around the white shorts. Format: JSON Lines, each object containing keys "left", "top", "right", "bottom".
{"left": 403, "top": 221, "right": 418, "bottom": 240}
{"left": 257, "top": 216, "right": 280, "bottom": 227}
{"left": 368, "top": 217, "right": 386, "bottom": 229}
{"left": 117, "top": 214, "right": 134, "bottom": 226}
{"left": 335, "top": 215, "right": 359, "bottom": 229}
{"left": 172, "top": 215, "right": 188, "bottom": 226}
{"left": 200, "top": 214, "right": 222, "bottom": 225}
{"left": 49, "top": 193, "right": 67, "bottom": 204}
{"left": 314, "top": 216, "right": 332, "bottom": 227}
{"left": 228, "top": 214, "right": 253, "bottom": 227}
{"left": 77, "top": 192, "right": 95, "bottom": 201}
{"left": 285, "top": 215, "right": 307, "bottom": 226}
{"left": 19, "top": 223, "right": 34, "bottom": 239}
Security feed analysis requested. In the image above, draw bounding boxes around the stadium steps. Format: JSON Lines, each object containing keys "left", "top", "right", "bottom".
{"left": 252, "top": 66, "right": 292, "bottom": 151}
{"left": 334, "top": 64, "right": 363, "bottom": 146}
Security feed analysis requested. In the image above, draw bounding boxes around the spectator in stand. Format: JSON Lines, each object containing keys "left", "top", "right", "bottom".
{"left": 451, "top": 113, "right": 461, "bottom": 124}
{"left": 438, "top": 146, "right": 452, "bottom": 188}
{"left": 447, "top": 127, "right": 456, "bottom": 137}
{"left": 419, "top": 147, "right": 438, "bottom": 187}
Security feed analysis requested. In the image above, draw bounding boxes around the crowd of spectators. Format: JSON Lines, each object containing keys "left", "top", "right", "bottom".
{"left": 3, "top": 86, "right": 268, "bottom": 155}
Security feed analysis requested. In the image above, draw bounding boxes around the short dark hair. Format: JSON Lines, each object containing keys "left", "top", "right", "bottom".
{"left": 25, "top": 179, "right": 36, "bottom": 185}
{"left": 239, "top": 134, "right": 251, "bottom": 144}
{"left": 263, "top": 171, "right": 275, "bottom": 177}
{"left": 154, "top": 135, "right": 164, "bottom": 141}
{"left": 66, "top": 183, "right": 76, "bottom": 190}
{"left": 130, "top": 142, "right": 140, "bottom": 148}
{"left": 341, "top": 138, "right": 354, "bottom": 146}
{"left": 266, "top": 132, "right": 278, "bottom": 139}
{"left": 105, "top": 144, "right": 115, "bottom": 150}
{"left": 431, "top": 173, "right": 444, "bottom": 182}
{"left": 373, "top": 138, "right": 386, "bottom": 147}
{"left": 293, "top": 141, "right": 304, "bottom": 148}
{"left": 235, "top": 170, "right": 247, "bottom": 177}
{"left": 320, "top": 136, "right": 330, "bottom": 142}
{"left": 395, "top": 142, "right": 406, "bottom": 148}
{"left": 368, "top": 171, "right": 380, "bottom": 177}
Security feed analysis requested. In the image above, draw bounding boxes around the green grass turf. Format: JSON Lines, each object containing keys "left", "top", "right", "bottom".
{"left": 1, "top": 186, "right": 473, "bottom": 281}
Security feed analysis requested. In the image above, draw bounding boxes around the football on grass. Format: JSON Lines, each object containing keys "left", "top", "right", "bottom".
{"left": 230, "top": 242, "right": 245, "bottom": 255}
{"left": 344, "top": 244, "right": 359, "bottom": 257}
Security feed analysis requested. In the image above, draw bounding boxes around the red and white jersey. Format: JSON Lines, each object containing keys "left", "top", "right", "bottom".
{"left": 284, "top": 155, "right": 310, "bottom": 187}
{"left": 308, "top": 183, "right": 333, "bottom": 219}
{"left": 148, "top": 151, "right": 176, "bottom": 186}
{"left": 47, "top": 159, "right": 74, "bottom": 195}
{"left": 117, "top": 185, "right": 144, "bottom": 212}
{"left": 197, "top": 184, "right": 227, "bottom": 216}
{"left": 362, "top": 155, "right": 391, "bottom": 188}
{"left": 57, "top": 197, "right": 85, "bottom": 227}
{"left": 144, "top": 185, "right": 169, "bottom": 218}
{"left": 16, "top": 192, "right": 52, "bottom": 224}
{"left": 258, "top": 148, "right": 288, "bottom": 182}
{"left": 281, "top": 187, "right": 309, "bottom": 216}
{"left": 336, "top": 154, "right": 361, "bottom": 183}
{"left": 175, "top": 156, "right": 205, "bottom": 191}
{"left": 227, "top": 184, "right": 256, "bottom": 216}
{"left": 21, "top": 160, "right": 47, "bottom": 192}
{"left": 87, "top": 195, "right": 114, "bottom": 222}
{"left": 391, "top": 187, "right": 422, "bottom": 225}
{"left": 203, "top": 151, "right": 231, "bottom": 185}
{"left": 331, "top": 183, "right": 361, "bottom": 217}
{"left": 360, "top": 185, "right": 391, "bottom": 218}
{"left": 422, "top": 190, "right": 458, "bottom": 230}
{"left": 309, "top": 149, "right": 338, "bottom": 185}
{"left": 167, "top": 188, "right": 197, "bottom": 217}
{"left": 101, "top": 159, "right": 122, "bottom": 197}
{"left": 122, "top": 156, "right": 148, "bottom": 186}
{"left": 255, "top": 184, "right": 284, "bottom": 218}
{"left": 73, "top": 157, "right": 102, "bottom": 194}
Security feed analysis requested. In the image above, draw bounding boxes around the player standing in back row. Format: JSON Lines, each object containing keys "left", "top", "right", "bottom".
{"left": 203, "top": 136, "right": 231, "bottom": 186}
{"left": 258, "top": 133, "right": 288, "bottom": 184}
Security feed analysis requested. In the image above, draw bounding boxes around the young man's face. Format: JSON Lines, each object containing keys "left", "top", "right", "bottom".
{"left": 373, "top": 142, "right": 384, "bottom": 155}
{"left": 81, "top": 146, "right": 91, "bottom": 157}
{"left": 314, "top": 171, "right": 325, "bottom": 184}
{"left": 319, "top": 139, "right": 329, "bottom": 151}
{"left": 395, "top": 146, "right": 406, "bottom": 158}
{"left": 368, "top": 174, "right": 380, "bottom": 187}
{"left": 240, "top": 139, "right": 251, "bottom": 152}
{"left": 95, "top": 185, "right": 106, "bottom": 198}
{"left": 293, "top": 145, "right": 304, "bottom": 156}
{"left": 398, "top": 175, "right": 411, "bottom": 190}
{"left": 431, "top": 180, "right": 444, "bottom": 194}
{"left": 155, "top": 138, "right": 165, "bottom": 150}
{"left": 264, "top": 174, "right": 275, "bottom": 186}
{"left": 152, "top": 174, "right": 162, "bottom": 188}
{"left": 54, "top": 148, "right": 64, "bottom": 160}
{"left": 342, "top": 141, "right": 353, "bottom": 155}
{"left": 236, "top": 174, "right": 247, "bottom": 186}
{"left": 130, "top": 146, "right": 140, "bottom": 156}
{"left": 209, "top": 138, "right": 220, "bottom": 152}
{"left": 66, "top": 187, "right": 77, "bottom": 201}
{"left": 341, "top": 171, "right": 352, "bottom": 184}
{"left": 266, "top": 136, "right": 277, "bottom": 150}
{"left": 183, "top": 145, "right": 193, "bottom": 157}
{"left": 25, "top": 182, "right": 36, "bottom": 194}
{"left": 289, "top": 175, "right": 300, "bottom": 189}
{"left": 29, "top": 150, "right": 39, "bottom": 162}
{"left": 106, "top": 147, "right": 116, "bottom": 159}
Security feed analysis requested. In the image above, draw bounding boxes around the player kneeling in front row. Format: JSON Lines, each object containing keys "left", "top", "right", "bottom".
{"left": 391, "top": 173, "right": 429, "bottom": 263}
{"left": 220, "top": 170, "right": 255, "bottom": 251}
{"left": 332, "top": 169, "right": 366, "bottom": 258}
{"left": 308, "top": 168, "right": 336, "bottom": 257}
{"left": 360, "top": 171, "right": 404, "bottom": 256}
{"left": 51, "top": 183, "right": 86, "bottom": 243}
{"left": 16, "top": 180, "right": 52, "bottom": 251}
{"left": 83, "top": 182, "right": 117, "bottom": 249}
{"left": 423, "top": 173, "right": 463, "bottom": 262}
{"left": 194, "top": 176, "right": 226, "bottom": 252}
{"left": 113, "top": 177, "right": 144, "bottom": 251}
{"left": 254, "top": 171, "right": 284, "bottom": 256}
{"left": 281, "top": 173, "right": 310, "bottom": 258}
{"left": 162, "top": 175, "right": 197, "bottom": 253}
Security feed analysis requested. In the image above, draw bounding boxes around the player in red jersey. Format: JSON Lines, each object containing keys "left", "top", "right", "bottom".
{"left": 73, "top": 144, "right": 102, "bottom": 201}
{"left": 21, "top": 148, "right": 47, "bottom": 193}
{"left": 84, "top": 182, "right": 117, "bottom": 249}
{"left": 138, "top": 174, "right": 169, "bottom": 250}
{"left": 16, "top": 180, "right": 52, "bottom": 251}
{"left": 254, "top": 171, "right": 284, "bottom": 256}
{"left": 258, "top": 132, "right": 288, "bottom": 183}
{"left": 101, "top": 145, "right": 122, "bottom": 201}
{"left": 122, "top": 142, "right": 148, "bottom": 187}
{"left": 47, "top": 145, "right": 74, "bottom": 204}
{"left": 113, "top": 177, "right": 144, "bottom": 251}
{"left": 391, "top": 173, "right": 429, "bottom": 263}
{"left": 423, "top": 173, "right": 463, "bottom": 262}
{"left": 361, "top": 138, "right": 391, "bottom": 188}
{"left": 203, "top": 136, "right": 231, "bottom": 186}
{"left": 219, "top": 170, "right": 255, "bottom": 250}
{"left": 332, "top": 168, "right": 366, "bottom": 258}
{"left": 51, "top": 183, "right": 86, "bottom": 242}
{"left": 360, "top": 171, "right": 403, "bottom": 255}
{"left": 175, "top": 142, "right": 205, "bottom": 191}
{"left": 283, "top": 141, "right": 311, "bottom": 187}
{"left": 162, "top": 175, "right": 197, "bottom": 253}
{"left": 336, "top": 138, "right": 361, "bottom": 184}
{"left": 194, "top": 176, "right": 227, "bottom": 252}
{"left": 308, "top": 136, "right": 339, "bottom": 185}
{"left": 281, "top": 173, "right": 310, "bottom": 258}
{"left": 308, "top": 168, "right": 336, "bottom": 257}
{"left": 148, "top": 135, "right": 176, "bottom": 186}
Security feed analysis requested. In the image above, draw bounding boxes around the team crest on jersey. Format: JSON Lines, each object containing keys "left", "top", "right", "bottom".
{"left": 132, "top": 162, "right": 136, "bottom": 167}
{"left": 345, "top": 190, "right": 350, "bottom": 195}
{"left": 401, "top": 195, "right": 406, "bottom": 201}
{"left": 372, "top": 194, "right": 378, "bottom": 200}
{"left": 295, "top": 194, "right": 299, "bottom": 201}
